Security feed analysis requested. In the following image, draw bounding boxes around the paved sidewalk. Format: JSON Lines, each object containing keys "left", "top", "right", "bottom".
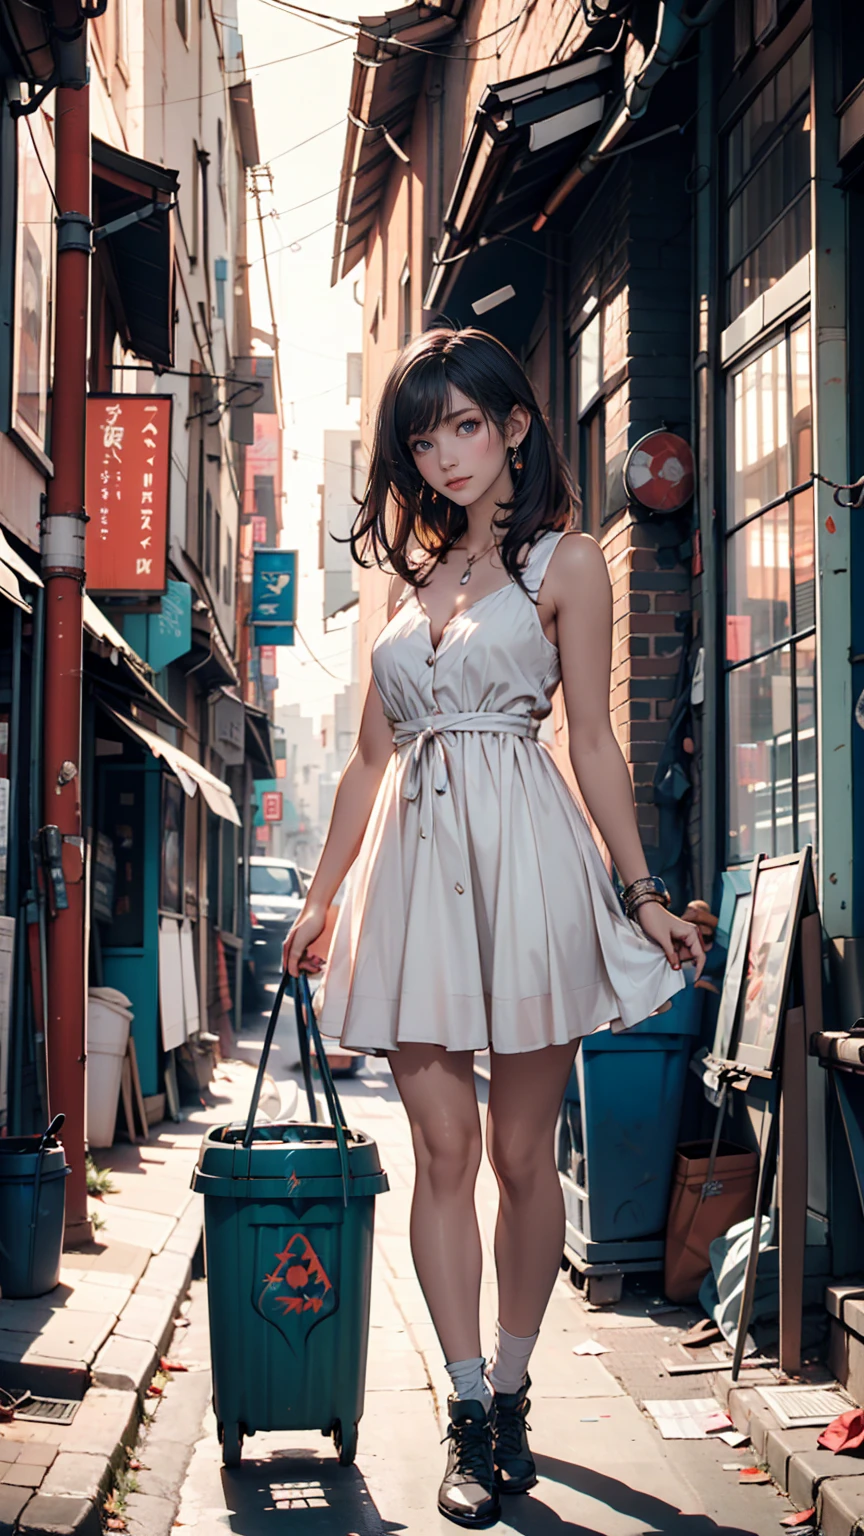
{"left": 117, "top": 1008, "right": 803, "bottom": 1536}
{"left": 0, "top": 1060, "right": 263, "bottom": 1536}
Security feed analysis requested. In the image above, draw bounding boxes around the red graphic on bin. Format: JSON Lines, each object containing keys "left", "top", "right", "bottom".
{"left": 256, "top": 1233, "right": 337, "bottom": 1347}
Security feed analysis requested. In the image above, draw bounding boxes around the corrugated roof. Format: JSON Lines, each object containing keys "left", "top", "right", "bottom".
{"left": 330, "top": 0, "right": 465, "bottom": 285}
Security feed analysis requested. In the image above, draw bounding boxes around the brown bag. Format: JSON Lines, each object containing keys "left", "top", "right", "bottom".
{"left": 663, "top": 1140, "right": 759, "bottom": 1303}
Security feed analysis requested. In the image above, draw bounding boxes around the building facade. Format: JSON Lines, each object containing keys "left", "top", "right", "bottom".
{"left": 0, "top": 0, "right": 276, "bottom": 1142}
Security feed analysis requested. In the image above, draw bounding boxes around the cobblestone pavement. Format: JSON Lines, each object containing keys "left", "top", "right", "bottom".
{"left": 124, "top": 1000, "right": 797, "bottom": 1536}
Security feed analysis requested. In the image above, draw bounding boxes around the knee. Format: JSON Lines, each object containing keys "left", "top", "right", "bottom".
{"left": 413, "top": 1125, "right": 481, "bottom": 1198}
{"left": 487, "top": 1126, "right": 552, "bottom": 1198}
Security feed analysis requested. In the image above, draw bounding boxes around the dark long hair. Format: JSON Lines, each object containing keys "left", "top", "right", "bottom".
{"left": 350, "top": 327, "right": 579, "bottom": 588}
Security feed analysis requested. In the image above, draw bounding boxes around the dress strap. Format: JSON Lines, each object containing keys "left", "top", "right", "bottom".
{"left": 521, "top": 530, "right": 568, "bottom": 600}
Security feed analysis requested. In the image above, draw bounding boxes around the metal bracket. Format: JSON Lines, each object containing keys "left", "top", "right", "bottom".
{"left": 56, "top": 211, "right": 93, "bottom": 255}
{"left": 93, "top": 200, "right": 175, "bottom": 243}
{"left": 41, "top": 512, "right": 87, "bottom": 577}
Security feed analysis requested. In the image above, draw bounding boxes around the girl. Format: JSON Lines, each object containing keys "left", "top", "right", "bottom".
{"left": 284, "top": 327, "right": 703, "bottom": 1527}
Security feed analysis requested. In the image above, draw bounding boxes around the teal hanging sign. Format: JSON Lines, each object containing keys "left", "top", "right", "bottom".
{"left": 252, "top": 549, "right": 296, "bottom": 647}
{"left": 149, "top": 581, "right": 192, "bottom": 670}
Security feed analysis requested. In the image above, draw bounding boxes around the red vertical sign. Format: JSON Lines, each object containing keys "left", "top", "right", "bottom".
{"left": 262, "top": 791, "right": 283, "bottom": 823}
{"left": 85, "top": 395, "right": 171, "bottom": 592}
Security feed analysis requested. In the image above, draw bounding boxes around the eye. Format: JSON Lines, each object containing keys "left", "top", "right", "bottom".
{"left": 457, "top": 418, "right": 481, "bottom": 435}
{"left": 410, "top": 439, "right": 432, "bottom": 454}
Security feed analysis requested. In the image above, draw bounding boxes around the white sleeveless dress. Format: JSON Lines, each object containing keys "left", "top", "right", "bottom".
{"left": 318, "top": 530, "right": 684, "bottom": 1055}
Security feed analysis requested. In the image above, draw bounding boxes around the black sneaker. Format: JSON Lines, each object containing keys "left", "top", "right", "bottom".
{"left": 492, "top": 1375, "right": 537, "bottom": 1494}
{"left": 437, "top": 1397, "right": 500, "bottom": 1527}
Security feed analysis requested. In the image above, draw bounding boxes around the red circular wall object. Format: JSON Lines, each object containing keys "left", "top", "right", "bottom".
{"left": 624, "top": 431, "right": 695, "bottom": 513}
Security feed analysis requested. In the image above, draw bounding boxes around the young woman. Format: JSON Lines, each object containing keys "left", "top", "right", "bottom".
{"left": 284, "top": 327, "right": 703, "bottom": 1527}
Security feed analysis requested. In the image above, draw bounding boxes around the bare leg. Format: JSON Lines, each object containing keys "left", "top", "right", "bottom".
{"left": 486, "top": 1041, "right": 579, "bottom": 1337}
{"left": 388, "top": 1044, "right": 483, "bottom": 1363}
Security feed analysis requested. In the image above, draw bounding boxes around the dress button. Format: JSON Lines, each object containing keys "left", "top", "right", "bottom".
{"left": 426, "top": 655, "right": 435, "bottom": 667}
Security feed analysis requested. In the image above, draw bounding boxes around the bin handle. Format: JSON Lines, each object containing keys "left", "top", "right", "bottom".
{"left": 242, "top": 973, "right": 352, "bottom": 1208}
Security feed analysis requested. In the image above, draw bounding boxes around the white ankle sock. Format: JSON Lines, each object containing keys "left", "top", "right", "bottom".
{"left": 446, "top": 1355, "right": 492, "bottom": 1413}
{"left": 486, "top": 1322, "right": 539, "bottom": 1394}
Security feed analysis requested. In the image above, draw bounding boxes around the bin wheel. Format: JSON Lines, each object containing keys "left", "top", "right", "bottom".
{"left": 221, "top": 1423, "right": 243, "bottom": 1468}
{"left": 333, "top": 1419, "right": 358, "bottom": 1466}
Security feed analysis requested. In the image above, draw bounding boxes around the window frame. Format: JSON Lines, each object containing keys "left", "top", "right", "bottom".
{"left": 723, "top": 310, "right": 817, "bottom": 865}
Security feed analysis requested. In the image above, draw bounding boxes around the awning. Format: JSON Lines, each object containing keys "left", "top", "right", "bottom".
{"left": 92, "top": 139, "right": 179, "bottom": 368}
{"left": 229, "top": 80, "right": 261, "bottom": 169}
{"left": 83, "top": 595, "right": 186, "bottom": 729}
{"left": 0, "top": 526, "right": 40, "bottom": 612}
{"left": 245, "top": 702, "right": 277, "bottom": 779}
{"left": 331, "top": 0, "right": 465, "bottom": 285}
{"left": 425, "top": 52, "right": 612, "bottom": 313}
{"left": 104, "top": 706, "right": 241, "bottom": 826}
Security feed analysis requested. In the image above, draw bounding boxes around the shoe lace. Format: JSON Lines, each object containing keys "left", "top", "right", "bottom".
{"left": 494, "top": 1398, "right": 531, "bottom": 1459}
{"left": 442, "top": 1418, "right": 492, "bottom": 1480}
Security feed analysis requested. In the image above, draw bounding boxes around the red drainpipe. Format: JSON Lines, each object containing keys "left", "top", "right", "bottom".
{"left": 41, "top": 72, "right": 92, "bottom": 1244}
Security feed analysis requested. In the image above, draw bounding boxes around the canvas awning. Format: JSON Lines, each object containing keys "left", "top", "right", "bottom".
{"left": 104, "top": 706, "right": 241, "bottom": 825}
{"left": 0, "top": 526, "right": 38, "bottom": 612}
{"left": 92, "top": 139, "right": 179, "bottom": 368}
{"left": 425, "top": 52, "right": 612, "bottom": 313}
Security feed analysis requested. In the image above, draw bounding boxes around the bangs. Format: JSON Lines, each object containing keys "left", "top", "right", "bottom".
{"left": 393, "top": 353, "right": 456, "bottom": 443}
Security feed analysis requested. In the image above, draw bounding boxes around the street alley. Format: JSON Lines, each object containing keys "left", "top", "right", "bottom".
{"left": 121, "top": 1004, "right": 797, "bottom": 1536}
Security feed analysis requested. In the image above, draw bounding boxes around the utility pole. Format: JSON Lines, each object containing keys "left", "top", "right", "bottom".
{"left": 41, "top": 34, "right": 92, "bottom": 1243}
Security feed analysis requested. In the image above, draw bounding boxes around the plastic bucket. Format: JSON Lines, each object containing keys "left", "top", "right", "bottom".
{"left": 0, "top": 1137, "right": 70, "bottom": 1297}
{"left": 87, "top": 987, "right": 132, "bottom": 1149}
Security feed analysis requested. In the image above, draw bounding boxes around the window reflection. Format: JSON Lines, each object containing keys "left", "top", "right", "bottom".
{"left": 728, "top": 648, "right": 794, "bottom": 860}
{"left": 726, "top": 37, "right": 811, "bottom": 322}
{"left": 731, "top": 337, "right": 788, "bottom": 525}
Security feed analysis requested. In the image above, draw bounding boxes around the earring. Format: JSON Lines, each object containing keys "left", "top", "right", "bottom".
{"left": 430, "top": 488, "right": 438, "bottom": 504}
{"left": 511, "top": 444, "right": 523, "bottom": 474}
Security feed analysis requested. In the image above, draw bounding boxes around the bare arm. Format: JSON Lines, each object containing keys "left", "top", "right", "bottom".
{"left": 547, "top": 534, "right": 702, "bottom": 977}
{"left": 283, "top": 581, "right": 401, "bottom": 976}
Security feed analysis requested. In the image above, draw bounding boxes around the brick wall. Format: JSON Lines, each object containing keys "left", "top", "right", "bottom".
{"left": 548, "top": 141, "right": 695, "bottom": 877}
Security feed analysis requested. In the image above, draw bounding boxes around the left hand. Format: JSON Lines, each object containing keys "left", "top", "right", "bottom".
{"left": 634, "top": 901, "right": 705, "bottom": 980}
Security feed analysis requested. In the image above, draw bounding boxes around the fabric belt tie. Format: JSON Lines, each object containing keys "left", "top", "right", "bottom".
{"left": 392, "top": 711, "right": 539, "bottom": 803}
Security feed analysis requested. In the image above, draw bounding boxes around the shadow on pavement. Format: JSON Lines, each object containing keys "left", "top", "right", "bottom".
{"left": 493, "top": 1453, "right": 767, "bottom": 1536}
{"left": 220, "top": 1451, "right": 407, "bottom": 1535}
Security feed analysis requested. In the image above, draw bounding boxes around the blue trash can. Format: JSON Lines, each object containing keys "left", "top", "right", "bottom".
{"left": 192, "top": 975, "right": 388, "bottom": 1468}
{"left": 559, "top": 979, "right": 704, "bottom": 1266}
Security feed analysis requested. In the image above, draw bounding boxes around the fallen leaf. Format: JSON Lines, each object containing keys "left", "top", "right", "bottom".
{"left": 780, "top": 1514, "right": 816, "bottom": 1528}
{"left": 160, "top": 1358, "right": 189, "bottom": 1373}
{"left": 106, "top": 1519, "right": 127, "bottom": 1531}
{"left": 146, "top": 1385, "right": 163, "bottom": 1398}
{"left": 173, "top": 1317, "right": 191, "bottom": 1328}
{"left": 740, "top": 1469, "right": 772, "bottom": 1485}
{"left": 128, "top": 1459, "right": 145, "bottom": 1471}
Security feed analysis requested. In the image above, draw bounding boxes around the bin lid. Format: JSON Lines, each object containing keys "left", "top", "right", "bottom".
{"left": 191, "top": 1121, "right": 389, "bottom": 1198}
{"left": 88, "top": 986, "right": 134, "bottom": 1010}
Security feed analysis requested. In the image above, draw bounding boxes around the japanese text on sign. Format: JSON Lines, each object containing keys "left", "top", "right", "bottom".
{"left": 85, "top": 395, "right": 171, "bottom": 592}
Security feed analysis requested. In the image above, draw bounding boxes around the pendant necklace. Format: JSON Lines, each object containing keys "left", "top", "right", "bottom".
{"left": 458, "top": 538, "right": 497, "bottom": 586}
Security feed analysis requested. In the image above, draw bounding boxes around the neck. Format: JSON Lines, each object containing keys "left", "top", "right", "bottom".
{"left": 460, "top": 460, "right": 514, "bottom": 552}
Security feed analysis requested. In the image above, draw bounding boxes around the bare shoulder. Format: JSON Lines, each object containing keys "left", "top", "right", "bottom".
{"left": 545, "top": 531, "right": 610, "bottom": 606}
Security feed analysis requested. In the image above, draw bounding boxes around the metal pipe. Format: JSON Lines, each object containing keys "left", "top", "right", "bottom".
{"left": 694, "top": 23, "right": 718, "bottom": 900}
{"left": 41, "top": 64, "right": 92, "bottom": 1243}
{"left": 28, "top": 584, "right": 48, "bottom": 1123}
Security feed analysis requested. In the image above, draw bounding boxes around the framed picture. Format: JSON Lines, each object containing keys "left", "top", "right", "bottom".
{"left": 733, "top": 848, "right": 813, "bottom": 1075}
{"left": 712, "top": 886, "right": 754, "bottom": 1064}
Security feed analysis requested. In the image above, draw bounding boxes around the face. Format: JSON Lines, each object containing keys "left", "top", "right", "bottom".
{"left": 406, "top": 386, "right": 527, "bottom": 507}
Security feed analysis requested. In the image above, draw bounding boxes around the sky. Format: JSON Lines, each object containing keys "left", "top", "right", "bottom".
{"left": 236, "top": 0, "right": 364, "bottom": 730}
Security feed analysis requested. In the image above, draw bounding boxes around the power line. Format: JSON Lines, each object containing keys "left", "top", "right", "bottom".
{"left": 268, "top": 117, "right": 344, "bottom": 164}
{"left": 127, "top": 36, "right": 349, "bottom": 111}
{"left": 24, "top": 114, "right": 60, "bottom": 215}
{"left": 247, "top": 0, "right": 529, "bottom": 60}
{"left": 293, "top": 622, "right": 353, "bottom": 683}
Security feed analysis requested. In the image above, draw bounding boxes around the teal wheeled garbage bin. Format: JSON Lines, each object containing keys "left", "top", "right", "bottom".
{"left": 192, "top": 974, "right": 388, "bottom": 1468}
{"left": 558, "top": 977, "right": 704, "bottom": 1279}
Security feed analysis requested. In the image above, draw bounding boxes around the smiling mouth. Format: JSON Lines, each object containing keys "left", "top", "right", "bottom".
{"left": 445, "top": 476, "right": 471, "bottom": 490}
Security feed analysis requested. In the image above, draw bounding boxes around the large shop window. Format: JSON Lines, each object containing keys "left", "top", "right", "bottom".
{"left": 726, "top": 34, "right": 811, "bottom": 323}
{"left": 725, "top": 319, "right": 815, "bottom": 864}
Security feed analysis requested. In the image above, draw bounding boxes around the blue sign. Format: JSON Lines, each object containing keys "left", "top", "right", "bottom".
{"left": 149, "top": 581, "right": 192, "bottom": 671}
{"left": 252, "top": 549, "right": 296, "bottom": 647}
